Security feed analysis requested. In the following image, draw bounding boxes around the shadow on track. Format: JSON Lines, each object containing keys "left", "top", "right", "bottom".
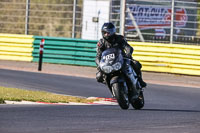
{"left": 141, "top": 108, "right": 200, "bottom": 113}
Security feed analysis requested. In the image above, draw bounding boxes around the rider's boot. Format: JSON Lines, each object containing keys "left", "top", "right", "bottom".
{"left": 138, "top": 76, "right": 147, "bottom": 88}
{"left": 137, "top": 71, "right": 147, "bottom": 88}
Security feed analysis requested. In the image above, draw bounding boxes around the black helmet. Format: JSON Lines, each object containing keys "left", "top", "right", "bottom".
{"left": 101, "top": 22, "right": 116, "bottom": 40}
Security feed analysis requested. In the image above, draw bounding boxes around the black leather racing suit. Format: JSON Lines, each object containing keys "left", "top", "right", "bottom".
{"left": 95, "top": 34, "right": 133, "bottom": 66}
{"left": 95, "top": 34, "right": 146, "bottom": 88}
{"left": 95, "top": 34, "right": 133, "bottom": 82}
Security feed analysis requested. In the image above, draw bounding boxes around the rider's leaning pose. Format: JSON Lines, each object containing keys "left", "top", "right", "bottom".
{"left": 95, "top": 22, "right": 146, "bottom": 88}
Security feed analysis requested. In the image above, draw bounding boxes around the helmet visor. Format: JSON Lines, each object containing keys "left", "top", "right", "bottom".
{"left": 102, "top": 28, "right": 115, "bottom": 39}
{"left": 102, "top": 31, "right": 110, "bottom": 37}
{"left": 102, "top": 28, "right": 115, "bottom": 35}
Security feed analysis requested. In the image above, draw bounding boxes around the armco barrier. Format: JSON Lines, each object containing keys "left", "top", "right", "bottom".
{"left": 130, "top": 42, "right": 200, "bottom": 76}
{"left": 32, "top": 36, "right": 97, "bottom": 67}
{"left": 0, "top": 33, "right": 200, "bottom": 76}
{"left": 0, "top": 34, "right": 34, "bottom": 61}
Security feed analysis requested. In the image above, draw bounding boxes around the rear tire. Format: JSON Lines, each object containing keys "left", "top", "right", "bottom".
{"left": 112, "top": 83, "right": 129, "bottom": 110}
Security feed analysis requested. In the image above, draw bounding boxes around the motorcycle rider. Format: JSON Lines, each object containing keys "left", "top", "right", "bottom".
{"left": 95, "top": 22, "right": 147, "bottom": 88}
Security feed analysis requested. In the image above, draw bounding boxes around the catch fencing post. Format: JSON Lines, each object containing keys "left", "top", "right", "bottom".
{"left": 38, "top": 39, "right": 45, "bottom": 71}
{"left": 25, "top": 0, "right": 30, "bottom": 35}
{"left": 119, "top": 0, "right": 126, "bottom": 36}
{"left": 170, "top": 0, "right": 175, "bottom": 44}
{"left": 72, "top": 0, "right": 77, "bottom": 38}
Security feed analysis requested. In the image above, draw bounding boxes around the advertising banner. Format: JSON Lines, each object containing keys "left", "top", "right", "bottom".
{"left": 127, "top": 5, "right": 187, "bottom": 31}
{"left": 126, "top": 3, "right": 197, "bottom": 38}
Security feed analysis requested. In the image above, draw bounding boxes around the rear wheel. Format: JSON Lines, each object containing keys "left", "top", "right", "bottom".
{"left": 112, "top": 83, "right": 129, "bottom": 110}
{"left": 131, "top": 91, "right": 144, "bottom": 110}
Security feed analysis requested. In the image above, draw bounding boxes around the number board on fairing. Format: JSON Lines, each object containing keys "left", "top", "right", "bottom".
{"left": 103, "top": 53, "right": 115, "bottom": 60}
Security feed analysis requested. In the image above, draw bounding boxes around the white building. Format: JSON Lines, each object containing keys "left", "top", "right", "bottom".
{"left": 82, "top": 0, "right": 110, "bottom": 40}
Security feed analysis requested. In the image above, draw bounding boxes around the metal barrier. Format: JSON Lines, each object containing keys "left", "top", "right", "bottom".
{"left": 0, "top": 33, "right": 200, "bottom": 76}
{"left": 130, "top": 42, "right": 200, "bottom": 76}
{"left": 0, "top": 33, "right": 34, "bottom": 61}
{"left": 32, "top": 36, "right": 97, "bottom": 66}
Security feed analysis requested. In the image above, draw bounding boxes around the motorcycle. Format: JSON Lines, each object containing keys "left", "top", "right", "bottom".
{"left": 99, "top": 48, "right": 144, "bottom": 110}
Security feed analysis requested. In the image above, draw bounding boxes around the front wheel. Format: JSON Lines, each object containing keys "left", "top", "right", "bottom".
{"left": 112, "top": 83, "right": 129, "bottom": 110}
{"left": 131, "top": 91, "right": 144, "bottom": 110}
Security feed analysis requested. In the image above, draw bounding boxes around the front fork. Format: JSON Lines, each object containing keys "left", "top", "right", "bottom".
{"left": 106, "top": 75, "right": 128, "bottom": 97}
{"left": 123, "top": 59, "right": 140, "bottom": 98}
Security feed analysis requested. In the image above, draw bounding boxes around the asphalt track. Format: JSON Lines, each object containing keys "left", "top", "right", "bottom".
{"left": 0, "top": 69, "right": 200, "bottom": 133}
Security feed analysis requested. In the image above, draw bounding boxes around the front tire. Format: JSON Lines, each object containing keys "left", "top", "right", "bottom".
{"left": 131, "top": 91, "right": 144, "bottom": 110}
{"left": 112, "top": 83, "right": 129, "bottom": 110}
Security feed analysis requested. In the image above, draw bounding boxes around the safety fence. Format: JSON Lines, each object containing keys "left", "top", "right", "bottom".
{"left": 0, "top": 34, "right": 34, "bottom": 61}
{"left": 33, "top": 36, "right": 96, "bottom": 66}
{"left": 0, "top": 33, "right": 97, "bottom": 66}
{"left": 1, "top": 0, "right": 200, "bottom": 45}
{"left": 130, "top": 42, "right": 200, "bottom": 76}
{"left": 0, "top": 0, "right": 82, "bottom": 38}
{"left": 0, "top": 33, "right": 200, "bottom": 76}
{"left": 111, "top": 0, "right": 200, "bottom": 44}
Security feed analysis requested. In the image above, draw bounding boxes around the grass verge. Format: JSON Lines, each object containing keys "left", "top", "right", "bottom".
{"left": 0, "top": 86, "right": 96, "bottom": 104}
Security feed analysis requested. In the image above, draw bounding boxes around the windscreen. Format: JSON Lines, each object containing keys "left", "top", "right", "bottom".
{"left": 101, "top": 48, "right": 121, "bottom": 64}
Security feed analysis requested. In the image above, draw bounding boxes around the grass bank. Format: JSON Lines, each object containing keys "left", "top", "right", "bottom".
{"left": 0, "top": 86, "right": 95, "bottom": 104}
